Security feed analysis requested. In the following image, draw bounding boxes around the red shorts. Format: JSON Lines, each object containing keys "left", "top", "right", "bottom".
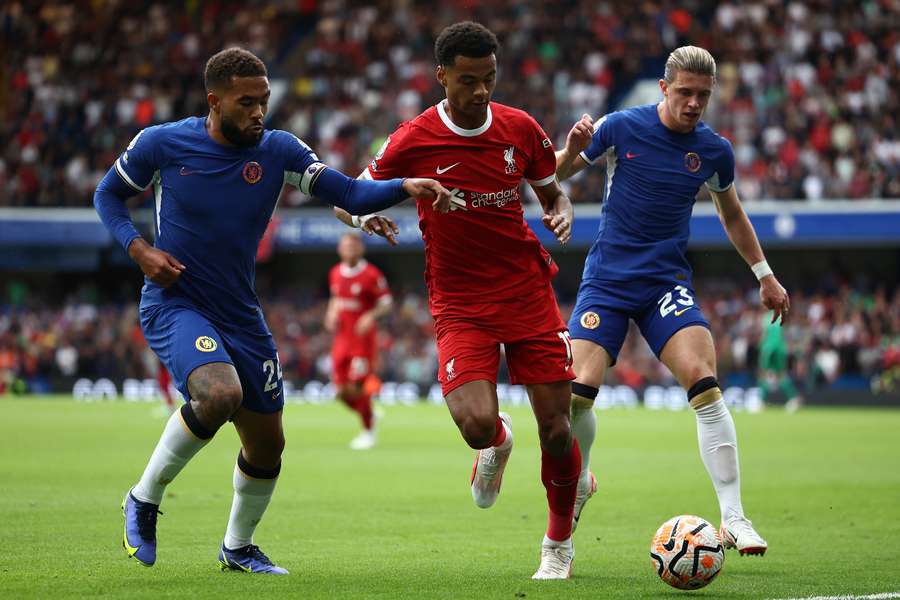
{"left": 331, "top": 339, "right": 375, "bottom": 386}
{"left": 435, "top": 323, "right": 575, "bottom": 396}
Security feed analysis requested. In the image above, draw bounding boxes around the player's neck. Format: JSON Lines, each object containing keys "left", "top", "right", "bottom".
{"left": 442, "top": 100, "right": 488, "bottom": 131}
{"left": 205, "top": 114, "right": 237, "bottom": 147}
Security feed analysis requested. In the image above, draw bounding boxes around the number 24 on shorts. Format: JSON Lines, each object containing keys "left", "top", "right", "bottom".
{"left": 658, "top": 286, "right": 695, "bottom": 318}
{"left": 262, "top": 355, "right": 283, "bottom": 392}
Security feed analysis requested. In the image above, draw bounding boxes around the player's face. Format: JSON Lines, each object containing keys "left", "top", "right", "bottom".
{"left": 659, "top": 70, "right": 714, "bottom": 132}
{"left": 437, "top": 55, "right": 497, "bottom": 125}
{"left": 211, "top": 76, "right": 270, "bottom": 147}
{"left": 337, "top": 234, "right": 364, "bottom": 264}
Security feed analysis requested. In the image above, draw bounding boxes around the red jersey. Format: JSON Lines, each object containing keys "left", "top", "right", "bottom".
{"left": 328, "top": 260, "right": 391, "bottom": 345}
{"left": 363, "top": 101, "right": 559, "bottom": 322}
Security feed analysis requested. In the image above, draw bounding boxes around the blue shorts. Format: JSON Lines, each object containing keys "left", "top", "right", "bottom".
{"left": 567, "top": 278, "right": 710, "bottom": 365}
{"left": 140, "top": 302, "right": 284, "bottom": 414}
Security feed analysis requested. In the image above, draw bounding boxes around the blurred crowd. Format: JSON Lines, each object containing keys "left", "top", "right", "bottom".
{"left": 2, "top": 278, "right": 898, "bottom": 399}
{"left": 3, "top": 0, "right": 899, "bottom": 208}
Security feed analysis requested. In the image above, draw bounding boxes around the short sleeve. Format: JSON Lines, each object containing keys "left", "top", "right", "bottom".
{"left": 580, "top": 114, "right": 614, "bottom": 166}
{"left": 279, "top": 131, "right": 322, "bottom": 190}
{"left": 523, "top": 116, "right": 557, "bottom": 186}
{"left": 361, "top": 123, "right": 413, "bottom": 181}
{"left": 114, "top": 126, "right": 163, "bottom": 192}
{"left": 705, "top": 136, "right": 735, "bottom": 192}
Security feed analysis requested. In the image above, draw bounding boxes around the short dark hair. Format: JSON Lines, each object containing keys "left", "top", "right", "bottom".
{"left": 434, "top": 21, "right": 499, "bottom": 67}
{"left": 204, "top": 47, "right": 267, "bottom": 91}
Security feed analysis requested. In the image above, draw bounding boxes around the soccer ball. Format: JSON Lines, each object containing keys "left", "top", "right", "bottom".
{"left": 649, "top": 515, "right": 724, "bottom": 590}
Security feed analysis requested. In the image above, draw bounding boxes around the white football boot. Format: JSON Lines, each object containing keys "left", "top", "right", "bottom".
{"left": 532, "top": 535, "right": 574, "bottom": 579}
{"left": 470, "top": 412, "right": 512, "bottom": 508}
{"left": 720, "top": 516, "right": 768, "bottom": 556}
{"left": 349, "top": 429, "right": 376, "bottom": 450}
{"left": 572, "top": 470, "right": 597, "bottom": 531}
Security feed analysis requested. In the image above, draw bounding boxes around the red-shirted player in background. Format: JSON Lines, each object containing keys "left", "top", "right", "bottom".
{"left": 325, "top": 232, "right": 392, "bottom": 450}
{"left": 339, "top": 22, "right": 580, "bottom": 579}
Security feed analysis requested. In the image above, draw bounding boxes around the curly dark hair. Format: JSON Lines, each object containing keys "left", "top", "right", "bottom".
{"left": 204, "top": 47, "right": 267, "bottom": 91}
{"left": 434, "top": 21, "right": 499, "bottom": 67}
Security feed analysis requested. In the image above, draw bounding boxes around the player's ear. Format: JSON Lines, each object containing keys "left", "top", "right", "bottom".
{"left": 436, "top": 65, "right": 447, "bottom": 88}
{"left": 207, "top": 90, "right": 220, "bottom": 114}
{"left": 658, "top": 79, "right": 668, "bottom": 98}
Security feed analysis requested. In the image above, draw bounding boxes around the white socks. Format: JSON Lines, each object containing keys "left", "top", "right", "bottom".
{"left": 224, "top": 460, "right": 279, "bottom": 550}
{"left": 571, "top": 403, "right": 597, "bottom": 481}
{"left": 132, "top": 409, "right": 211, "bottom": 505}
{"left": 695, "top": 399, "right": 744, "bottom": 522}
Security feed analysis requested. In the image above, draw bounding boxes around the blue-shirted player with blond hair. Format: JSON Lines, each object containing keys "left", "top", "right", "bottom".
{"left": 94, "top": 47, "right": 450, "bottom": 574}
{"left": 555, "top": 45, "right": 790, "bottom": 556}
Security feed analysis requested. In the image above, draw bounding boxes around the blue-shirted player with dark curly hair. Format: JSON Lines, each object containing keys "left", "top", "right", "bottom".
{"left": 94, "top": 47, "right": 450, "bottom": 574}
{"left": 555, "top": 46, "right": 790, "bottom": 557}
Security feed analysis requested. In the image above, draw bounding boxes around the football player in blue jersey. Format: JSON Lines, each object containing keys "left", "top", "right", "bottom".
{"left": 555, "top": 46, "right": 789, "bottom": 556}
{"left": 94, "top": 47, "right": 450, "bottom": 574}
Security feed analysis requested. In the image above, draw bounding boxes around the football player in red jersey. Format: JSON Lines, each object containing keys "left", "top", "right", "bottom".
{"left": 345, "top": 22, "right": 580, "bottom": 579}
{"left": 325, "top": 232, "right": 392, "bottom": 450}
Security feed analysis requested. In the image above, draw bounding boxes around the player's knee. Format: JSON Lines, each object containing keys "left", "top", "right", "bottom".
{"left": 571, "top": 381, "right": 599, "bottom": 411}
{"left": 460, "top": 412, "right": 497, "bottom": 450}
{"left": 537, "top": 414, "right": 572, "bottom": 456}
{"left": 688, "top": 376, "right": 723, "bottom": 411}
{"left": 193, "top": 383, "right": 242, "bottom": 425}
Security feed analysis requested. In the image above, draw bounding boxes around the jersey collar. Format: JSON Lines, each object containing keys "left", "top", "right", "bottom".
{"left": 339, "top": 259, "right": 368, "bottom": 278}
{"left": 437, "top": 101, "right": 492, "bottom": 137}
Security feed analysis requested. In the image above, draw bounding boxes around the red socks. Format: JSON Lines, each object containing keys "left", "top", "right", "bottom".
{"left": 489, "top": 416, "right": 507, "bottom": 448}
{"left": 541, "top": 441, "right": 582, "bottom": 542}
{"left": 342, "top": 391, "right": 374, "bottom": 431}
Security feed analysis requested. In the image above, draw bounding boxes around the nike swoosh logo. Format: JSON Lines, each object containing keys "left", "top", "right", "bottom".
{"left": 436, "top": 162, "right": 460, "bottom": 174}
{"left": 674, "top": 307, "right": 693, "bottom": 316}
{"left": 625, "top": 152, "right": 640, "bottom": 159}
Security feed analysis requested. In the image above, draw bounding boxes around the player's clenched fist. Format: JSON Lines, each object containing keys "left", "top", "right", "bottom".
{"left": 401, "top": 178, "right": 453, "bottom": 213}
{"left": 128, "top": 238, "right": 185, "bottom": 288}
{"left": 566, "top": 113, "right": 594, "bottom": 154}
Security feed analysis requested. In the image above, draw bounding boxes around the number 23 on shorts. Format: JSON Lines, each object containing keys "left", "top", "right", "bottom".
{"left": 658, "top": 285, "right": 695, "bottom": 318}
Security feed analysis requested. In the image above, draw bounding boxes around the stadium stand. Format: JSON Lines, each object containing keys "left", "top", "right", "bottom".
{"left": 3, "top": 0, "right": 898, "bottom": 207}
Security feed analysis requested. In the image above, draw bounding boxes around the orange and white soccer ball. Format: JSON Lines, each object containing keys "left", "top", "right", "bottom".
{"left": 649, "top": 515, "right": 724, "bottom": 590}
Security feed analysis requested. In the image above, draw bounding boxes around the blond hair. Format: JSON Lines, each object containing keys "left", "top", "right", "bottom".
{"left": 664, "top": 46, "right": 716, "bottom": 84}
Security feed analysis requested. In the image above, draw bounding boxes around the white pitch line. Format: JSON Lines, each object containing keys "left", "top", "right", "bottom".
{"left": 770, "top": 593, "right": 900, "bottom": 600}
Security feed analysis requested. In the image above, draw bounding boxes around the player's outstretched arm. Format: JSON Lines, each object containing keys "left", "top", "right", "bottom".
{"left": 93, "top": 166, "right": 185, "bottom": 287}
{"left": 305, "top": 163, "right": 451, "bottom": 215}
{"left": 533, "top": 180, "right": 574, "bottom": 245}
{"left": 555, "top": 114, "right": 593, "bottom": 181}
{"left": 710, "top": 186, "right": 790, "bottom": 324}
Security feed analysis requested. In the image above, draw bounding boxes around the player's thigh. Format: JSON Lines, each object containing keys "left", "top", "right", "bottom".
{"left": 571, "top": 339, "right": 612, "bottom": 388}
{"left": 232, "top": 406, "right": 284, "bottom": 469}
{"left": 445, "top": 379, "right": 501, "bottom": 432}
{"left": 658, "top": 326, "right": 717, "bottom": 389}
{"left": 140, "top": 303, "right": 235, "bottom": 401}
{"left": 567, "top": 282, "right": 631, "bottom": 371}
{"left": 220, "top": 322, "right": 284, "bottom": 415}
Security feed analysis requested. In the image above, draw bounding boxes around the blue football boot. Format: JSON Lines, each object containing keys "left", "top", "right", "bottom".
{"left": 121, "top": 489, "right": 162, "bottom": 566}
{"left": 218, "top": 543, "right": 289, "bottom": 574}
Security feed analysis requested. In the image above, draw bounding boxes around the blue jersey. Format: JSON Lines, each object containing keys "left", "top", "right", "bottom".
{"left": 114, "top": 116, "right": 322, "bottom": 325}
{"left": 579, "top": 104, "right": 734, "bottom": 283}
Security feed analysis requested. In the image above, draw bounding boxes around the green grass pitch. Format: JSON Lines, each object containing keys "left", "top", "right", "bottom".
{"left": 2, "top": 397, "right": 899, "bottom": 599}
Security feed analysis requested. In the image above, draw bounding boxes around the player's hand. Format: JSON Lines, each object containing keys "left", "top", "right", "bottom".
{"left": 128, "top": 238, "right": 185, "bottom": 288}
{"left": 324, "top": 310, "right": 337, "bottom": 332}
{"left": 354, "top": 312, "right": 375, "bottom": 335}
{"left": 402, "top": 178, "right": 453, "bottom": 213}
{"left": 360, "top": 214, "right": 400, "bottom": 246}
{"left": 541, "top": 195, "right": 574, "bottom": 244}
{"left": 566, "top": 113, "right": 594, "bottom": 154}
{"left": 760, "top": 275, "right": 790, "bottom": 325}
